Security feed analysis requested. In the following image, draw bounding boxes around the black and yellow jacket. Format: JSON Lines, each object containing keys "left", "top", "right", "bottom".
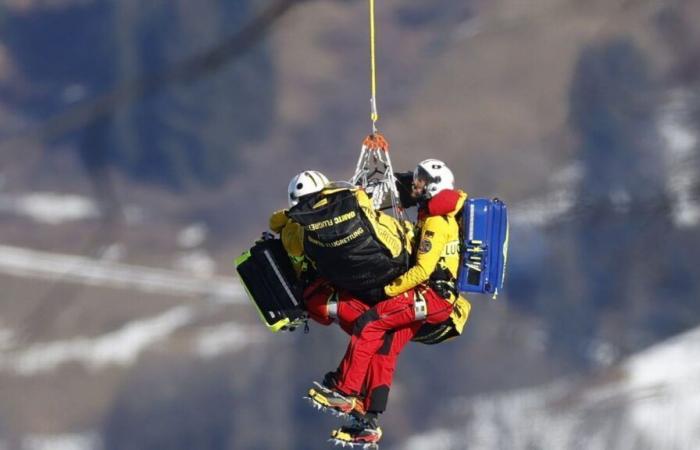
{"left": 286, "top": 183, "right": 414, "bottom": 304}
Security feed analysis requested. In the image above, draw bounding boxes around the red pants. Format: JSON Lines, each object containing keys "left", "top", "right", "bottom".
{"left": 304, "top": 281, "right": 453, "bottom": 413}
{"left": 335, "top": 288, "right": 453, "bottom": 399}
{"left": 305, "top": 281, "right": 382, "bottom": 411}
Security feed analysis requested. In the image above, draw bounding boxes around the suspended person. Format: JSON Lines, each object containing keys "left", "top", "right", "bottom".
{"left": 306, "top": 159, "right": 472, "bottom": 447}
{"left": 268, "top": 170, "right": 330, "bottom": 282}
{"left": 267, "top": 170, "right": 417, "bottom": 419}
{"left": 285, "top": 175, "right": 414, "bottom": 304}
{"left": 270, "top": 169, "right": 424, "bottom": 416}
{"left": 269, "top": 170, "right": 413, "bottom": 295}
{"left": 270, "top": 168, "right": 465, "bottom": 428}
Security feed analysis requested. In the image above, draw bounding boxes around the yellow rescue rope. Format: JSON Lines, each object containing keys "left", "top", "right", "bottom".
{"left": 354, "top": 0, "right": 405, "bottom": 220}
{"left": 369, "top": 0, "right": 379, "bottom": 133}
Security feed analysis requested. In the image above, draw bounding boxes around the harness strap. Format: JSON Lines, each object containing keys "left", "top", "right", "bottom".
{"left": 414, "top": 291, "right": 427, "bottom": 321}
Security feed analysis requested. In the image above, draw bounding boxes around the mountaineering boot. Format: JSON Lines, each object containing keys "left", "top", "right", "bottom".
{"left": 307, "top": 380, "right": 365, "bottom": 417}
{"left": 331, "top": 413, "right": 382, "bottom": 448}
{"left": 322, "top": 370, "right": 340, "bottom": 389}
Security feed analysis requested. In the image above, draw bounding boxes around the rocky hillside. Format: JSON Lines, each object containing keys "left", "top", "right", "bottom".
{"left": 400, "top": 324, "right": 700, "bottom": 450}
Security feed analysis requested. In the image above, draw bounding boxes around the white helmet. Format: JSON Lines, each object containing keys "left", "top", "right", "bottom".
{"left": 288, "top": 170, "right": 329, "bottom": 207}
{"left": 414, "top": 159, "right": 454, "bottom": 199}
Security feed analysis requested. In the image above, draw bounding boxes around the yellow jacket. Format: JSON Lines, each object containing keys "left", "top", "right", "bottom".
{"left": 385, "top": 190, "right": 467, "bottom": 297}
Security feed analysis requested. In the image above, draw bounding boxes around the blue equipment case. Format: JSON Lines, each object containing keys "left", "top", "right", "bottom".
{"left": 457, "top": 198, "right": 509, "bottom": 298}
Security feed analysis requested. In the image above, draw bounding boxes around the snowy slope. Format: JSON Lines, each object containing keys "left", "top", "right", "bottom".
{"left": 399, "top": 326, "right": 700, "bottom": 450}
{"left": 0, "top": 244, "right": 244, "bottom": 301}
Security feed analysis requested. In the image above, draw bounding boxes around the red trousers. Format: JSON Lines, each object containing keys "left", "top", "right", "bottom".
{"left": 304, "top": 281, "right": 453, "bottom": 413}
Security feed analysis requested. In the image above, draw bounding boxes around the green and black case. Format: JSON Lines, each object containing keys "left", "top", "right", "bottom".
{"left": 235, "top": 239, "right": 306, "bottom": 332}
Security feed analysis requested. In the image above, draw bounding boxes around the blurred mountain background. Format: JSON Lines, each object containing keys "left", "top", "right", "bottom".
{"left": 0, "top": 0, "right": 699, "bottom": 449}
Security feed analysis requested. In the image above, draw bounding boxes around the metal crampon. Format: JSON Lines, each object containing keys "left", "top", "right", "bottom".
{"left": 305, "top": 381, "right": 365, "bottom": 420}
{"left": 328, "top": 438, "right": 379, "bottom": 450}
{"left": 304, "top": 395, "right": 354, "bottom": 420}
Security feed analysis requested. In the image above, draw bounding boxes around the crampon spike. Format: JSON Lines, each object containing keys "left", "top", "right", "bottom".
{"left": 306, "top": 393, "right": 352, "bottom": 419}
{"left": 329, "top": 439, "right": 378, "bottom": 449}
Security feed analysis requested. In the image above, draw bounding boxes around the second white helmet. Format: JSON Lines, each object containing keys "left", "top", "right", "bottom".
{"left": 288, "top": 170, "right": 330, "bottom": 207}
{"left": 414, "top": 159, "right": 454, "bottom": 199}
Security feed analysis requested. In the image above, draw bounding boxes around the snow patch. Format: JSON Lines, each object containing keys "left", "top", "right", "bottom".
{"left": 0, "top": 192, "right": 99, "bottom": 224}
{"left": 0, "top": 244, "right": 245, "bottom": 301}
{"left": 399, "top": 325, "right": 700, "bottom": 450}
{"left": 402, "top": 429, "right": 459, "bottom": 450}
{"left": 0, "top": 325, "right": 16, "bottom": 351}
{"left": 623, "top": 327, "right": 700, "bottom": 449}
{"left": 586, "top": 338, "right": 619, "bottom": 367}
{"left": 174, "top": 250, "right": 216, "bottom": 278}
{"left": 510, "top": 162, "right": 582, "bottom": 226}
{"left": 0, "top": 306, "right": 195, "bottom": 375}
{"left": 195, "top": 323, "right": 266, "bottom": 358}
{"left": 659, "top": 91, "right": 700, "bottom": 228}
{"left": 177, "top": 223, "right": 208, "bottom": 248}
{"left": 99, "top": 243, "right": 125, "bottom": 262}
{"left": 510, "top": 187, "right": 575, "bottom": 226}
{"left": 625, "top": 327, "right": 700, "bottom": 387}
{"left": 453, "top": 17, "right": 482, "bottom": 40}
{"left": 23, "top": 432, "right": 100, "bottom": 450}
